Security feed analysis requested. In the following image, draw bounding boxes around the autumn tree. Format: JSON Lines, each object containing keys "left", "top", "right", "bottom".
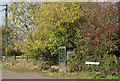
{"left": 69, "top": 2, "right": 120, "bottom": 76}
{"left": 8, "top": 2, "right": 87, "bottom": 64}
{"left": 8, "top": 2, "right": 120, "bottom": 74}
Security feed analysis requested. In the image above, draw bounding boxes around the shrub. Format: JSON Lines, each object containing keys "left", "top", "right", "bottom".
{"left": 68, "top": 49, "right": 119, "bottom": 76}
{"left": 37, "top": 58, "right": 51, "bottom": 71}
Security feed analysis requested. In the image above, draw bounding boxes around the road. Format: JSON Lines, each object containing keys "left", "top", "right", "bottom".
{"left": 2, "top": 70, "right": 64, "bottom": 79}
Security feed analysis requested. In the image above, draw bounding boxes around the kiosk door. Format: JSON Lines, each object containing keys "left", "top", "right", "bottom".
{"left": 59, "top": 46, "right": 66, "bottom": 72}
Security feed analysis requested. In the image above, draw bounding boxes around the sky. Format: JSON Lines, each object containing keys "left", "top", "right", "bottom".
{"left": 0, "top": 2, "right": 4, "bottom": 27}
{"left": 0, "top": 1, "right": 10, "bottom": 27}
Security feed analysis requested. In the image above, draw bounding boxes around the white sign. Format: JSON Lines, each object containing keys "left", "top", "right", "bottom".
{"left": 85, "top": 62, "right": 100, "bottom": 65}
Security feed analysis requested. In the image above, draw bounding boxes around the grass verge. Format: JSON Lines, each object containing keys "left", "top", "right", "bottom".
{"left": 2, "top": 64, "right": 119, "bottom": 79}
{"left": 2, "top": 64, "right": 30, "bottom": 72}
{"left": 42, "top": 71, "right": 119, "bottom": 79}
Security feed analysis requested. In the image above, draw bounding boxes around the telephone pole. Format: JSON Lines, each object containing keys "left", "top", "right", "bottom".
{"left": 5, "top": 4, "right": 8, "bottom": 62}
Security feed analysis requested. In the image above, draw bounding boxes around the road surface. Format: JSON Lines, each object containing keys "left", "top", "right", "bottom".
{"left": 2, "top": 70, "right": 65, "bottom": 79}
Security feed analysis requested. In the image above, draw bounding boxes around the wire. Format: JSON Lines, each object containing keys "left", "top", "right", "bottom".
{"left": 0, "top": 9, "right": 5, "bottom": 12}
{"left": 0, "top": 5, "right": 6, "bottom": 6}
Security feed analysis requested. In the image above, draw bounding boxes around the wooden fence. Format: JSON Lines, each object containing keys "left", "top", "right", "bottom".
{"left": 2, "top": 56, "right": 36, "bottom": 62}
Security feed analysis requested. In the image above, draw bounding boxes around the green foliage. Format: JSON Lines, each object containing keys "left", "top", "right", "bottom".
{"left": 67, "top": 2, "right": 120, "bottom": 76}
{"left": 8, "top": 2, "right": 87, "bottom": 64}
{"left": 7, "top": 2, "right": 120, "bottom": 76}
{"left": 37, "top": 60, "right": 51, "bottom": 71}
{"left": 68, "top": 49, "right": 120, "bottom": 76}
{"left": 7, "top": 49, "right": 22, "bottom": 56}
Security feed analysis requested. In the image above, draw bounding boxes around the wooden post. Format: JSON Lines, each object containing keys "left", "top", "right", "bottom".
{"left": 5, "top": 4, "right": 8, "bottom": 62}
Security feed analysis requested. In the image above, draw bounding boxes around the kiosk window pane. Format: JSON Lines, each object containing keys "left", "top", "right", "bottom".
{"left": 60, "top": 49, "right": 65, "bottom": 62}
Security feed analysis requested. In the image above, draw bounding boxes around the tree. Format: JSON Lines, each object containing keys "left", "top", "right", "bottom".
{"left": 8, "top": 2, "right": 88, "bottom": 64}
{"left": 8, "top": 2, "right": 120, "bottom": 74}
{"left": 69, "top": 2, "right": 120, "bottom": 75}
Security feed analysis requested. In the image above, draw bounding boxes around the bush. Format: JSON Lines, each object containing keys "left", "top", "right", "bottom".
{"left": 68, "top": 49, "right": 119, "bottom": 76}
{"left": 7, "top": 49, "right": 23, "bottom": 57}
{"left": 37, "top": 58, "right": 51, "bottom": 71}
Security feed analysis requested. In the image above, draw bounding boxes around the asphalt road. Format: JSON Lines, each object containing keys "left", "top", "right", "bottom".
{"left": 2, "top": 70, "right": 64, "bottom": 79}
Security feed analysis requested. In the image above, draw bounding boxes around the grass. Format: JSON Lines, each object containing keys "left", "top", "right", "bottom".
{"left": 42, "top": 71, "right": 119, "bottom": 79}
{"left": 2, "top": 64, "right": 30, "bottom": 72}
{"left": 1, "top": 64, "right": 119, "bottom": 79}
{"left": 43, "top": 71, "right": 91, "bottom": 79}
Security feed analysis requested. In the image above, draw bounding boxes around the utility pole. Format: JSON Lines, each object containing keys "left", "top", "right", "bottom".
{"left": 5, "top": 4, "right": 8, "bottom": 62}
